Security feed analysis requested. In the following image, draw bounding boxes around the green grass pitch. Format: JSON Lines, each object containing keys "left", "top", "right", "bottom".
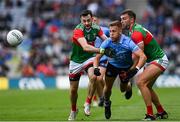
{"left": 0, "top": 87, "right": 180, "bottom": 121}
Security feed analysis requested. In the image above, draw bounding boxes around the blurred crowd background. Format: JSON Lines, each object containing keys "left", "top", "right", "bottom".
{"left": 0, "top": 0, "right": 179, "bottom": 78}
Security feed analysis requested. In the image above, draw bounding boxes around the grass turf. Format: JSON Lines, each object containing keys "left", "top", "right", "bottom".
{"left": 0, "top": 87, "right": 180, "bottom": 121}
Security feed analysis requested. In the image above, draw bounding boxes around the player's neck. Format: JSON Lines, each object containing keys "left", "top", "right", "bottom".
{"left": 85, "top": 28, "right": 91, "bottom": 32}
{"left": 129, "top": 23, "right": 135, "bottom": 32}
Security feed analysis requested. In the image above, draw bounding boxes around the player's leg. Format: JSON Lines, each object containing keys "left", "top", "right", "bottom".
{"left": 68, "top": 74, "right": 80, "bottom": 120}
{"left": 136, "top": 64, "right": 162, "bottom": 120}
{"left": 119, "top": 70, "right": 133, "bottom": 100}
{"left": 120, "top": 81, "right": 132, "bottom": 99}
{"left": 148, "top": 71, "right": 168, "bottom": 118}
{"left": 148, "top": 56, "right": 169, "bottom": 119}
{"left": 84, "top": 65, "right": 97, "bottom": 116}
{"left": 103, "top": 75, "right": 116, "bottom": 119}
{"left": 68, "top": 61, "right": 83, "bottom": 120}
{"left": 150, "top": 88, "right": 168, "bottom": 119}
{"left": 96, "top": 66, "right": 106, "bottom": 107}
{"left": 92, "top": 90, "right": 98, "bottom": 107}
{"left": 103, "top": 63, "right": 118, "bottom": 119}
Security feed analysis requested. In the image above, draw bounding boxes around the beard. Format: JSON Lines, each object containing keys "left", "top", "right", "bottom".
{"left": 123, "top": 24, "right": 130, "bottom": 30}
{"left": 122, "top": 29, "right": 129, "bottom": 36}
{"left": 122, "top": 23, "right": 130, "bottom": 36}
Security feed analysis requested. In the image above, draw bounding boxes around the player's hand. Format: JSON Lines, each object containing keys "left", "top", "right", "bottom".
{"left": 120, "top": 68, "right": 139, "bottom": 83}
{"left": 104, "top": 47, "right": 116, "bottom": 58}
{"left": 126, "top": 67, "right": 139, "bottom": 79}
{"left": 94, "top": 67, "right": 101, "bottom": 76}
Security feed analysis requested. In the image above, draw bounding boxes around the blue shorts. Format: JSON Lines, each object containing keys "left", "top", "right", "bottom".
{"left": 99, "top": 60, "right": 108, "bottom": 68}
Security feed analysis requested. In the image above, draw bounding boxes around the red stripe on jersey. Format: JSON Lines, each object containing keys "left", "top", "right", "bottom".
{"left": 151, "top": 62, "right": 165, "bottom": 71}
{"left": 98, "top": 28, "right": 103, "bottom": 37}
{"left": 131, "top": 31, "right": 144, "bottom": 44}
{"left": 131, "top": 31, "right": 153, "bottom": 45}
{"left": 72, "top": 29, "right": 84, "bottom": 46}
{"left": 145, "top": 32, "right": 153, "bottom": 45}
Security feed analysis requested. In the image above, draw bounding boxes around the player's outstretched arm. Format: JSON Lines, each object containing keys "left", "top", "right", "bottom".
{"left": 100, "top": 34, "right": 108, "bottom": 41}
{"left": 77, "top": 37, "right": 100, "bottom": 53}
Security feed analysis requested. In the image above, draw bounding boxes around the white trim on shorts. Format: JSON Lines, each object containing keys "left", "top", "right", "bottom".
{"left": 145, "top": 54, "right": 169, "bottom": 71}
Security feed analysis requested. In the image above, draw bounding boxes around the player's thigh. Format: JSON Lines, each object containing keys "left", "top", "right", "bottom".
{"left": 104, "top": 63, "right": 118, "bottom": 89}
{"left": 99, "top": 66, "right": 106, "bottom": 75}
{"left": 137, "top": 64, "right": 163, "bottom": 86}
{"left": 105, "top": 76, "right": 116, "bottom": 89}
{"left": 70, "top": 80, "right": 79, "bottom": 92}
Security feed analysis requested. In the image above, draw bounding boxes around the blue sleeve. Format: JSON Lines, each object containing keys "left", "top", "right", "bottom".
{"left": 101, "top": 26, "right": 110, "bottom": 37}
{"left": 95, "top": 27, "right": 110, "bottom": 48}
{"left": 128, "top": 39, "right": 139, "bottom": 52}
{"left": 100, "top": 38, "right": 111, "bottom": 49}
{"left": 95, "top": 37, "right": 103, "bottom": 48}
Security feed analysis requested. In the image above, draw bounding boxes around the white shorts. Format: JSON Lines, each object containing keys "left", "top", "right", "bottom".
{"left": 69, "top": 57, "right": 95, "bottom": 74}
{"left": 145, "top": 54, "right": 169, "bottom": 71}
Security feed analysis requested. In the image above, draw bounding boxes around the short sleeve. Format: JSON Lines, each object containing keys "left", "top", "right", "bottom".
{"left": 73, "top": 29, "right": 84, "bottom": 40}
{"left": 131, "top": 31, "right": 144, "bottom": 44}
{"left": 129, "top": 39, "right": 139, "bottom": 52}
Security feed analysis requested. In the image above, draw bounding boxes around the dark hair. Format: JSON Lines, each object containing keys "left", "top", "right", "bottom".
{"left": 80, "top": 10, "right": 93, "bottom": 17}
{"left": 121, "top": 9, "right": 136, "bottom": 20}
{"left": 109, "top": 20, "right": 122, "bottom": 28}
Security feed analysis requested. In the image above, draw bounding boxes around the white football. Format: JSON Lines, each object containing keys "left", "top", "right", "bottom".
{"left": 7, "top": 29, "right": 23, "bottom": 46}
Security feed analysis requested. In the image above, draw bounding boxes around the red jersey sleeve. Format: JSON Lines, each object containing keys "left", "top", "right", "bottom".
{"left": 73, "top": 29, "right": 84, "bottom": 41}
{"left": 131, "top": 31, "right": 144, "bottom": 44}
{"left": 98, "top": 28, "right": 103, "bottom": 37}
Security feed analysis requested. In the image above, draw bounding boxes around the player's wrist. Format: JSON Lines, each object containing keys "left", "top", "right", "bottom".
{"left": 99, "top": 48, "right": 105, "bottom": 54}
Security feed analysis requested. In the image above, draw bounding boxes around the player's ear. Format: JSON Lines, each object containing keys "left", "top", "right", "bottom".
{"left": 130, "top": 17, "right": 135, "bottom": 23}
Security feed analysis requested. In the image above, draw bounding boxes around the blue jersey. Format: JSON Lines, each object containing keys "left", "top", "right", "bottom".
{"left": 95, "top": 26, "right": 109, "bottom": 63}
{"left": 100, "top": 34, "right": 139, "bottom": 68}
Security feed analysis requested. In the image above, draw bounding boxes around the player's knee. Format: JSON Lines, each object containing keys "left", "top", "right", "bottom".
{"left": 136, "top": 80, "right": 146, "bottom": 89}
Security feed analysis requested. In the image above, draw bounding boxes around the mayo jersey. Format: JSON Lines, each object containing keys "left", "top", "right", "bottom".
{"left": 70, "top": 23, "right": 103, "bottom": 63}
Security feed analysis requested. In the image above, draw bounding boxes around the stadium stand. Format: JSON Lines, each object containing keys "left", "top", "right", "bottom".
{"left": 0, "top": 0, "right": 179, "bottom": 78}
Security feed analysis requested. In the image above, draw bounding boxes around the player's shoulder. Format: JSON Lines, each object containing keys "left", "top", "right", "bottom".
{"left": 134, "top": 23, "right": 143, "bottom": 28}
{"left": 121, "top": 34, "right": 131, "bottom": 42}
{"left": 121, "top": 34, "right": 135, "bottom": 46}
{"left": 103, "top": 37, "right": 111, "bottom": 44}
{"left": 133, "top": 23, "right": 144, "bottom": 32}
{"left": 74, "top": 23, "right": 84, "bottom": 31}
{"left": 91, "top": 23, "right": 101, "bottom": 30}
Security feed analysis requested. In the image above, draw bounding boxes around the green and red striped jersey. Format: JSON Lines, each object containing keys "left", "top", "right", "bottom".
{"left": 70, "top": 23, "right": 103, "bottom": 63}
{"left": 129, "top": 23, "right": 165, "bottom": 62}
